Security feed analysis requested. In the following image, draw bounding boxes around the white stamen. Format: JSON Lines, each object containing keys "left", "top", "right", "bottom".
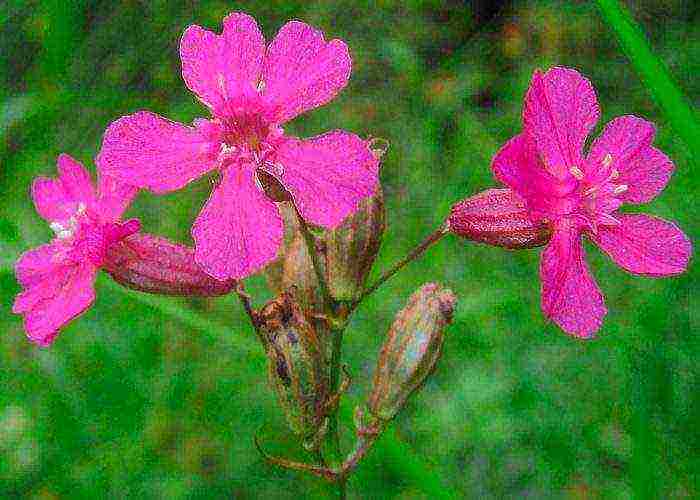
{"left": 76, "top": 202, "right": 86, "bottom": 215}
{"left": 584, "top": 186, "right": 598, "bottom": 197}
{"left": 569, "top": 166, "right": 584, "bottom": 180}
{"left": 610, "top": 168, "right": 619, "bottom": 180}
{"left": 602, "top": 153, "right": 613, "bottom": 168}
{"left": 257, "top": 80, "right": 265, "bottom": 92}
{"left": 50, "top": 221, "right": 75, "bottom": 240}
{"left": 50, "top": 221, "right": 65, "bottom": 234}
{"left": 613, "top": 184, "right": 628, "bottom": 194}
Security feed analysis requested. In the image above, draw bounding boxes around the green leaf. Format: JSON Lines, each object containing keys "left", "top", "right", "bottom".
{"left": 596, "top": 0, "right": 700, "bottom": 163}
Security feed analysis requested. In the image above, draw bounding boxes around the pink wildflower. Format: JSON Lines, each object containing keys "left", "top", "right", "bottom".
{"left": 97, "top": 13, "right": 379, "bottom": 280}
{"left": 13, "top": 154, "right": 139, "bottom": 346}
{"left": 491, "top": 67, "right": 691, "bottom": 338}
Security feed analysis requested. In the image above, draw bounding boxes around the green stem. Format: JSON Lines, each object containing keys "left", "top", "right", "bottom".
{"left": 354, "top": 224, "right": 449, "bottom": 308}
{"left": 595, "top": 0, "right": 700, "bottom": 162}
{"left": 293, "top": 208, "right": 347, "bottom": 498}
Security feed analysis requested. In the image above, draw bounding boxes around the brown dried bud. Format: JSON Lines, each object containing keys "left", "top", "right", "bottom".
{"left": 259, "top": 290, "right": 329, "bottom": 445}
{"left": 448, "top": 188, "right": 551, "bottom": 249}
{"left": 103, "top": 233, "right": 235, "bottom": 296}
{"left": 367, "top": 283, "right": 456, "bottom": 422}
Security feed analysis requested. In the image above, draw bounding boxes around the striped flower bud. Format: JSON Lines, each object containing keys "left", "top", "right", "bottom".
{"left": 324, "top": 139, "right": 387, "bottom": 302}
{"left": 367, "top": 283, "right": 456, "bottom": 422}
{"left": 325, "top": 187, "right": 385, "bottom": 302}
{"left": 448, "top": 188, "right": 551, "bottom": 249}
{"left": 259, "top": 290, "right": 329, "bottom": 446}
{"left": 103, "top": 233, "right": 235, "bottom": 296}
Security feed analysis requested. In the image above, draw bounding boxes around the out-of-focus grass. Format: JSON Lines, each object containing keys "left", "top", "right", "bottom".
{"left": 1, "top": 1, "right": 697, "bottom": 498}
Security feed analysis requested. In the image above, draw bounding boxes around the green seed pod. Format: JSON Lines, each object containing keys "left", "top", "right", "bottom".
{"left": 324, "top": 140, "right": 387, "bottom": 302}
{"left": 259, "top": 290, "right": 329, "bottom": 446}
{"left": 367, "top": 283, "right": 456, "bottom": 422}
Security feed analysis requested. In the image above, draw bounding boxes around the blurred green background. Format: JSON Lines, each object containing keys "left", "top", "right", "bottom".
{"left": 1, "top": 1, "right": 697, "bottom": 498}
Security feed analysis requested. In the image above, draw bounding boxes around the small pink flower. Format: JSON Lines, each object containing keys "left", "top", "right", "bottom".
{"left": 13, "top": 154, "right": 139, "bottom": 346}
{"left": 97, "top": 13, "right": 379, "bottom": 280}
{"left": 491, "top": 67, "right": 691, "bottom": 338}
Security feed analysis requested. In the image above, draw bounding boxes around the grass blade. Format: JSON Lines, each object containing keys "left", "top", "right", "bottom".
{"left": 596, "top": 0, "right": 700, "bottom": 162}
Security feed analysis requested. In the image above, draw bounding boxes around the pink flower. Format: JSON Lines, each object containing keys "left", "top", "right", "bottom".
{"left": 491, "top": 67, "right": 691, "bottom": 338}
{"left": 97, "top": 13, "right": 379, "bottom": 280}
{"left": 13, "top": 154, "right": 139, "bottom": 346}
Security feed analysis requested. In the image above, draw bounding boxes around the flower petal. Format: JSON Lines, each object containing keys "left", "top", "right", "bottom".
{"left": 540, "top": 221, "right": 606, "bottom": 338}
{"left": 97, "top": 111, "right": 220, "bottom": 193}
{"left": 31, "top": 155, "right": 96, "bottom": 222}
{"left": 96, "top": 173, "right": 139, "bottom": 221}
{"left": 57, "top": 154, "right": 96, "bottom": 206}
{"left": 192, "top": 165, "right": 283, "bottom": 280}
{"left": 14, "top": 264, "right": 97, "bottom": 346}
{"left": 523, "top": 67, "right": 600, "bottom": 178}
{"left": 273, "top": 130, "right": 378, "bottom": 229}
{"left": 492, "top": 133, "right": 550, "bottom": 197}
{"left": 14, "top": 243, "right": 69, "bottom": 288}
{"left": 491, "top": 133, "right": 573, "bottom": 220}
{"left": 179, "top": 12, "right": 265, "bottom": 114}
{"left": 586, "top": 115, "right": 673, "bottom": 203}
{"left": 262, "top": 21, "right": 351, "bottom": 124}
{"left": 590, "top": 214, "right": 691, "bottom": 276}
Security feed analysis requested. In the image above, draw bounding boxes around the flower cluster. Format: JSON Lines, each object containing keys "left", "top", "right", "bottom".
{"left": 14, "top": 13, "right": 378, "bottom": 345}
{"left": 13, "top": 15, "right": 691, "bottom": 346}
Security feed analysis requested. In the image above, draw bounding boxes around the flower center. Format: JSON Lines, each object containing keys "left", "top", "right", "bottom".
{"left": 567, "top": 153, "right": 628, "bottom": 231}
{"left": 217, "top": 114, "right": 285, "bottom": 176}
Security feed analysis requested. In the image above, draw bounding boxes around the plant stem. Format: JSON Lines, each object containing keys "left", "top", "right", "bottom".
{"left": 354, "top": 223, "right": 450, "bottom": 308}
{"left": 293, "top": 208, "right": 348, "bottom": 498}
{"left": 234, "top": 282, "right": 265, "bottom": 347}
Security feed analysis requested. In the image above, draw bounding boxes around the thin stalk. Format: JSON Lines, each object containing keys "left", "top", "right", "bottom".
{"left": 234, "top": 282, "right": 266, "bottom": 347}
{"left": 354, "top": 223, "right": 449, "bottom": 308}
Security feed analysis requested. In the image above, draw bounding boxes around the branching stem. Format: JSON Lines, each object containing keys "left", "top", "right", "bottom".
{"left": 354, "top": 223, "right": 450, "bottom": 308}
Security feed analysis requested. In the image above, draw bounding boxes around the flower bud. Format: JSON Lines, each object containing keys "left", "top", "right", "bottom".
{"left": 259, "top": 290, "right": 329, "bottom": 444}
{"left": 448, "top": 188, "right": 551, "bottom": 249}
{"left": 324, "top": 139, "right": 387, "bottom": 302}
{"left": 324, "top": 187, "right": 385, "bottom": 302}
{"left": 367, "top": 283, "right": 456, "bottom": 422}
{"left": 103, "top": 233, "right": 235, "bottom": 296}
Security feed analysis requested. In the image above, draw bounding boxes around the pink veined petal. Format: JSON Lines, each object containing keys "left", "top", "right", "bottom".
{"left": 491, "top": 133, "right": 575, "bottom": 220}
{"left": 492, "top": 133, "right": 551, "bottom": 198}
{"left": 56, "top": 154, "right": 97, "bottom": 208}
{"left": 31, "top": 176, "right": 73, "bottom": 222}
{"left": 262, "top": 21, "right": 351, "bottom": 124}
{"left": 273, "top": 130, "right": 378, "bottom": 229}
{"left": 586, "top": 115, "right": 673, "bottom": 204}
{"left": 192, "top": 165, "right": 283, "bottom": 280}
{"left": 523, "top": 67, "right": 600, "bottom": 178}
{"left": 180, "top": 12, "right": 265, "bottom": 114}
{"left": 16, "top": 264, "right": 97, "bottom": 346}
{"left": 540, "top": 221, "right": 607, "bottom": 338}
{"left": 96, "top": 173, "right": 138, "bottom": 221}
{"left": 97, "top": 111, "right": 220, "bottom": 193}
{"left": 31, "top": 155, "right": 97, "bottom": 223}
{"left": 14, "top": 243, "right": 69, "bottom": 288}
{"left": 590, "top": 214, "right": 691, "bottom": 276}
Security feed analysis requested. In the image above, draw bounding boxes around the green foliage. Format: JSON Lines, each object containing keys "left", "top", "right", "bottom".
{"left": 1, "top": 1, "right": 697, "bottom": 498}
